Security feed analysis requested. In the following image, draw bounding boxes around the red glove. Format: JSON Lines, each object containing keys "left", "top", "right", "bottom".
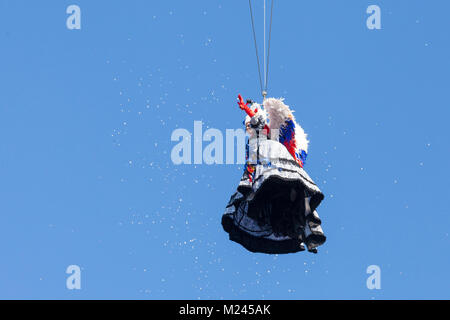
{"left": 237, "top": 94, "right": 255, "bottom": 118}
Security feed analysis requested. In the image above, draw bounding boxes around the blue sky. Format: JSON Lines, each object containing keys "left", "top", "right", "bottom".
{"left": 0, "top": 0, "right": 449, "bottom": 299}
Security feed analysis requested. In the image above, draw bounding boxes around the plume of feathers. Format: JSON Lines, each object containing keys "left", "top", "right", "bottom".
{"left": 263, "top": 98, "right": 309, "bottom": 153}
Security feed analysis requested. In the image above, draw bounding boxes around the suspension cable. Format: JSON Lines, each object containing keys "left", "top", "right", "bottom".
{"left": 248, "top": 0, "right": 264, "bottom": 97}
{"left": 265, "top": 0, "right": 274, "bottom": 97}
{"left": 248, "top": 0, "right": 274, "bottom": 100}
{"left": 264, "top": 0, "right": 266, "bottom": 90}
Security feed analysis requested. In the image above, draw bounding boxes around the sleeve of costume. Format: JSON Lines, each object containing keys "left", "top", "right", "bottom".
{"left": 279, "top": 119, "right": 297, "bottom": 157}
{"left": 249, "top": 113, "right": 267, "bottom": 131}
{"left": 279, "top": 119, "right": 307, "bottom": 166}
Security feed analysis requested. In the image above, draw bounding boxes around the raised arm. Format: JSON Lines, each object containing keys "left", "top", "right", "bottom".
{"left": 237, "top": 94, "right": 255, "bottom": 118}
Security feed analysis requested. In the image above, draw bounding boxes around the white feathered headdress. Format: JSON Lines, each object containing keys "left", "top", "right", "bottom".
{"left": 263, "top": 98, "right": 309, "bottom": 153}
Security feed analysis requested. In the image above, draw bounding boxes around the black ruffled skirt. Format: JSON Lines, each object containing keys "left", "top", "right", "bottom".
{"left": 222, "top": 139, "right": 326, "bottom": 254}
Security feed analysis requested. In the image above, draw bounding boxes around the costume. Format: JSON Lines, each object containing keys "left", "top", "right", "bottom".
{"left": 222, "top": 95, "right": 326, "bottom": 254}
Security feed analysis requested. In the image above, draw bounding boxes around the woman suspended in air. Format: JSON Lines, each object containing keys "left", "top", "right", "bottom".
{"left": 221, "top": 94, "right": 326, "bottom": 254}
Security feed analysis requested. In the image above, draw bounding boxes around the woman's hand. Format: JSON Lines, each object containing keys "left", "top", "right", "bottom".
{"left": 237, "top": 94, "right": 247, "bottom": 110}
{"left": 237, "top": 94, "right": 256, "bottom": 118}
